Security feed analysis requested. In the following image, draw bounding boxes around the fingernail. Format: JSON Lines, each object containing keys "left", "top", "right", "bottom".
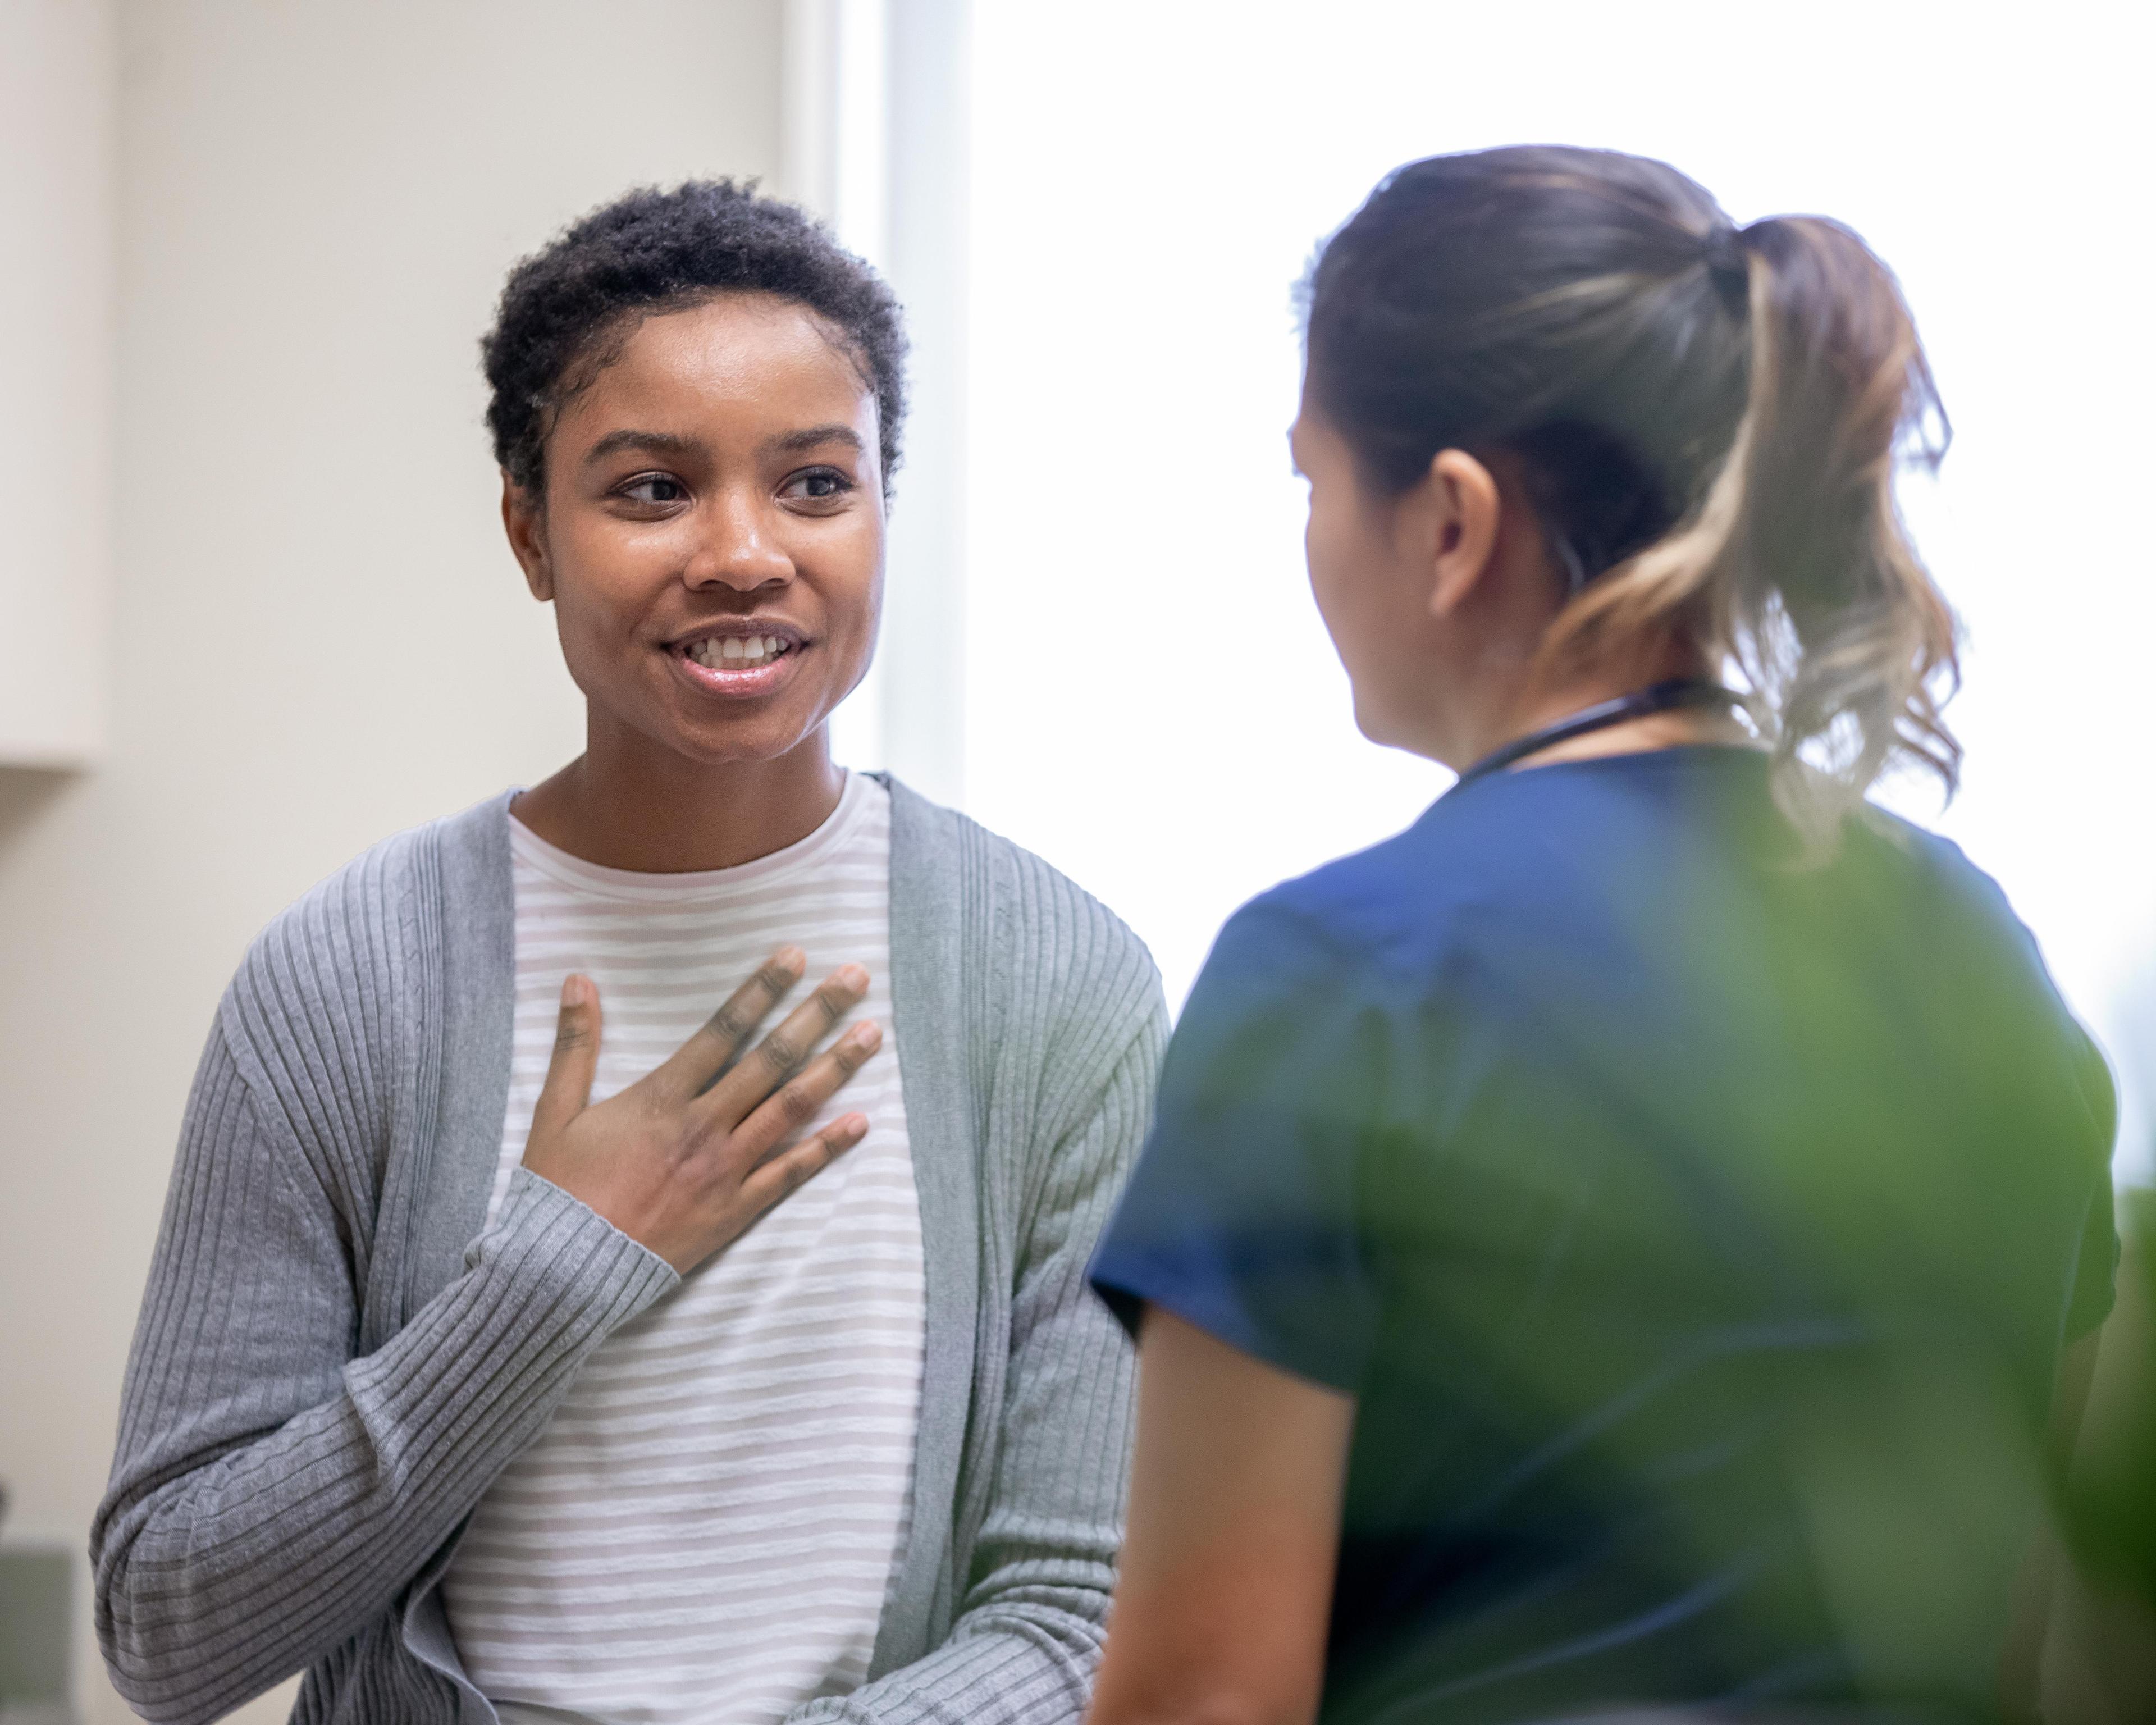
{"left": 774, "top": 945, "right": 806, "bottom": 974}
{"left": 851, "top": 1021, "right": 882, "bottom": 1050}
{"left": 561, "top": 974, "right": 591, "bottom": 1007}
{"left": 836, "top": 964, "right": 869, "bottom": 991}
{"left": 841, "top": 1113, "right": 869, "bottom": 1140}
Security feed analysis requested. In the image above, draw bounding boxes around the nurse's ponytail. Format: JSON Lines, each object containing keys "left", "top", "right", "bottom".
{"left": 1303, "top": 148, "right": 1960, "bottom": 846}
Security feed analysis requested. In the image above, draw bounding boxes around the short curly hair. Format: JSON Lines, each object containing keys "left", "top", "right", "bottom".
{"left": 482, "top": 180, "right": 908, "bottom": 496}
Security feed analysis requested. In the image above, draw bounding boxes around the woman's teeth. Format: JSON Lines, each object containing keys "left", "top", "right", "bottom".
{"left": 687, "top": 635, "right": 791, "bottom": 669}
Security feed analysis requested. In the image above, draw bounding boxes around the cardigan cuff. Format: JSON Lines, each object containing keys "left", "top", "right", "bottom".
{"left": 467, "top": 1166, "right": 679, "bottom": 1302}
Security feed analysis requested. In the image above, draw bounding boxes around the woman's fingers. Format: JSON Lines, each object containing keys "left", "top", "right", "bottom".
{"left": 648, "top": 946, "right": 805, "bottom": 1101}
{"left": 529, "top": 974, "right": 603, "bottom": 1143}
{"left": 522, "top": 970, "right": 884, "bottom": 1276}
{"left": 704, "top": 965, "right": 873, "bottom": 1126}
{"left": 519, "top": 959, "right": 878, "bottom": 1276}
{"left": 730, "top": 1020, "right": 884, "bottom": 1160}
{"left": 734, "top": 1111, "right": 871, "bottom": 1220}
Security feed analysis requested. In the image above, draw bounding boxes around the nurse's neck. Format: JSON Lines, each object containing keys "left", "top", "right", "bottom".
{"left": 1468, "top": 652, "right": 1753, "bottom": 778}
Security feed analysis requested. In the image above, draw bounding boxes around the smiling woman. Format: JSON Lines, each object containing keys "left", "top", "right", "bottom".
{"left": 91, "top": 181, "right": 1165, "bottom": 1725}
{"left": 503, "top": 290, "right": 889, "bottom": 866}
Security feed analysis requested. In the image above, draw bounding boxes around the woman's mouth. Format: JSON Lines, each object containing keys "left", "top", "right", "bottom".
{"left": 684, "top": 633, "right": 796, "bottom": 671}
{"left": 671, "top": 630, "right": 807, "bottom": 699}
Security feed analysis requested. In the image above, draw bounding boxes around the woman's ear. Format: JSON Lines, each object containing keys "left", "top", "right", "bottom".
{"left": 1423, "top": 449, "right": 1502, "bottom": 620}
{"left": 501, "top": 475, "right": 555, "bottom": 602}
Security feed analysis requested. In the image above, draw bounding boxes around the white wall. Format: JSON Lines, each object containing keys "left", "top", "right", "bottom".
{"left": 0, "top": 4, "right": 783, "bottom": 1717}
{"left": 0, "top": 0, "right": 115, "bottom": 766}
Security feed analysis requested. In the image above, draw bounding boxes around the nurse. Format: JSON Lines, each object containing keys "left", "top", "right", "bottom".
{"left": 1088, "top": 146, "right": 2115, "bottom": 1723}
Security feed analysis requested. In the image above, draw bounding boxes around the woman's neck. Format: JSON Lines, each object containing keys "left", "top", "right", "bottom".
{"left": 510, "top": 721, "right": 847, "bottom": 874}
{"left": 1492, "top": 699, "right": 1751, "bottom": 774}
{"left": 1462, "top": 646, "right": 1749, "bottom": 775}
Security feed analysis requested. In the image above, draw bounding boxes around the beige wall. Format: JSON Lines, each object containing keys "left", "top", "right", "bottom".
{"left": 0, "top": 0, "right": 115, "bottom": 766}
{"left": 0, "top": 3, "right": 783, "bottom": 1717}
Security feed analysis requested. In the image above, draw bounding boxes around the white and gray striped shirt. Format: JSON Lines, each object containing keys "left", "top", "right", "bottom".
{"left": 442, "top": 772, "right": 925, "bottom": 1725}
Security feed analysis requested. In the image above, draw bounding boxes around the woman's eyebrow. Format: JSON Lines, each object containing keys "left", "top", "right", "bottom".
{"left": 765, "top": 424, "right": 864, "bottom": 455}
{"left": 584, "top": 428, "right": 700, "bottom": 465}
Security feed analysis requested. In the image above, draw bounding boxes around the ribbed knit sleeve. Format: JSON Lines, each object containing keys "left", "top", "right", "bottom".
{"left": 93, "top": 996, "right": 675, "bottom": 1723}
{"left": 788, "top": 832, "right": 1169, "bottom": 1725}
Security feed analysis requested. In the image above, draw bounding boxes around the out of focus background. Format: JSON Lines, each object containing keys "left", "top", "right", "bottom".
{"left": 1, "top": 1, "right": 2149, "bottom": 1718}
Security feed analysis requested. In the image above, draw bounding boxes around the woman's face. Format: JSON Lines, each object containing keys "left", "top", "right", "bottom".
{"left": 1290, "top": 394, "right": 1446, "bottom": 756}
{"left": 509, "top": 293, "right": 884, "bottom": 770}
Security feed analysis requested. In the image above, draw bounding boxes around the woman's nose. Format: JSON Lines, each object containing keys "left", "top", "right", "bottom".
{"left": 684, "top": 500, "right": 793, "bottom": 592}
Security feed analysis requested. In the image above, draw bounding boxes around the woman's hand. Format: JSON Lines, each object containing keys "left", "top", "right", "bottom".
{"left": 522, "top": 946, "right": 882, "bottom": 1275}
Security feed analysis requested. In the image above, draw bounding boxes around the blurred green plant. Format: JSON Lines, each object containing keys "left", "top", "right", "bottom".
{"left": 2048, "top": 1185, "right": 2156, "bottom": 1719}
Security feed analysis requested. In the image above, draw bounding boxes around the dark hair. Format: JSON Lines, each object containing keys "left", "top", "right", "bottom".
{"left": 1301, "top": 145, "right": 1959, "bottom": 841}
{"left": 482, "top": 180, "right": 907, "bottom": 496}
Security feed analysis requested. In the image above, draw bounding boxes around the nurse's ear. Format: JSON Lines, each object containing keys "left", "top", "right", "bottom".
{"left": 1417, "top": 449, "right": 1503, "bottom": 621}
{"left": 503, "top": 473, "right": 557, "bottom": 603}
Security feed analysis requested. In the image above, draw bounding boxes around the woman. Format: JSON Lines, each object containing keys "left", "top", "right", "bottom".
{"left": 1087, "top": 148, "right": 2116, "bottom": 1723}
{"left": 94, "top": 182, "right": 1165, "bottom": 1725}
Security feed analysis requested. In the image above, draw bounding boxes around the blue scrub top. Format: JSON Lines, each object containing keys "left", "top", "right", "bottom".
{"left": 1092, "top": 746, "right": 2115, "bottom": 1723}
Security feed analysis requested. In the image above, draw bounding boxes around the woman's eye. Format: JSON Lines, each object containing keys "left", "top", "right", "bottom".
{"left": 621, "top": 474, "right": 688, "bottom": 505}
{"left": 785, "top": 468, "right": 855, "bottom": 503}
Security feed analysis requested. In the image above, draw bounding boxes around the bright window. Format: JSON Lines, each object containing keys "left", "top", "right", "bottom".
{"left": 958, "top": 0, "right": 2155, "bottom": 1176}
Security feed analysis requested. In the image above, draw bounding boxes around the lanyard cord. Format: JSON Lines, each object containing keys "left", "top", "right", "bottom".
{"left": 1451, "top": 679, "right": 1745, "bottom": 790}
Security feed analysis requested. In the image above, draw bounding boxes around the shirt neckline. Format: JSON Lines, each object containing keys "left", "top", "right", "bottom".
{"left": 1453, "top": 740, "right": 1771, "bottom": 791}
{"left": 507, "top": 770, "right": 880, "bottom": 902}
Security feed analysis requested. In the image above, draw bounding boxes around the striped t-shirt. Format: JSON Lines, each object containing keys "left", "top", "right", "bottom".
{"left": 442, "top": 773, "right": 925, "bottom": 1724}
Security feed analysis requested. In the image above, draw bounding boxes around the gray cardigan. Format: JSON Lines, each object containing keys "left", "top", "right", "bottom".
{"left": 92, "top": 779, "right": 1166, "bottom": 1725}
